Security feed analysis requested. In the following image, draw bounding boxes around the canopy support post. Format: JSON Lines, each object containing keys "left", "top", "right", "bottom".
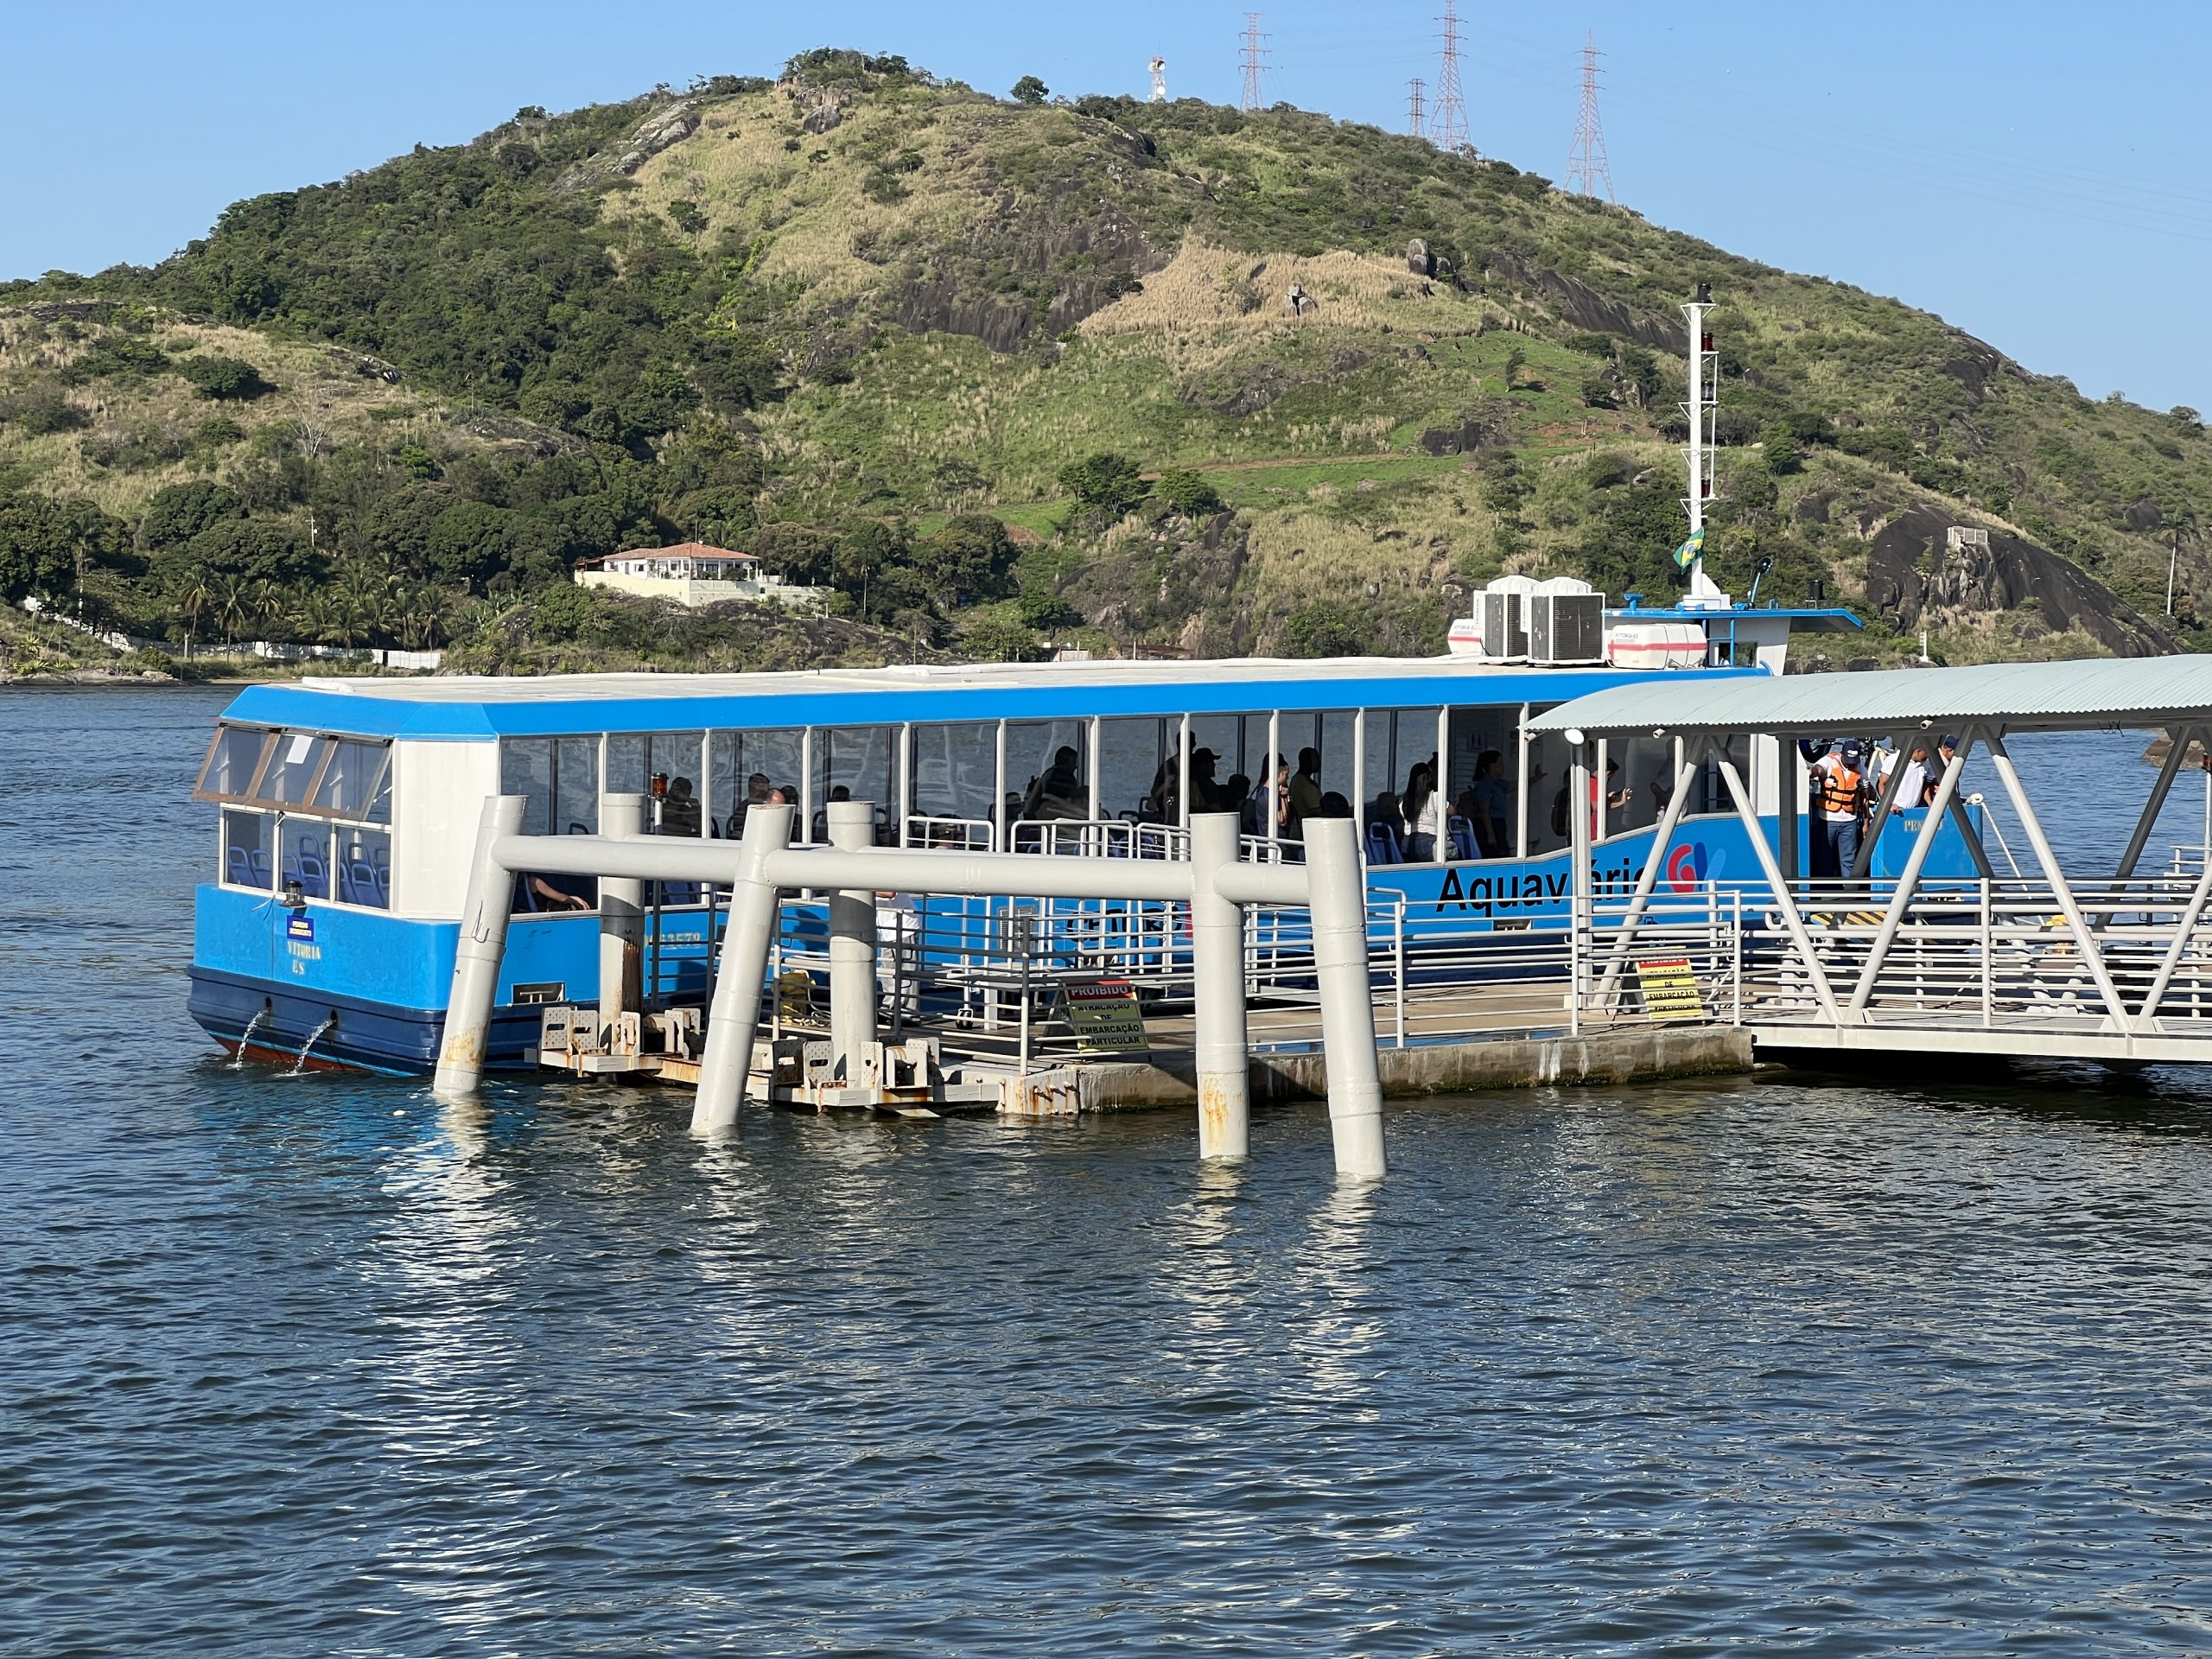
{"left": 1594, "top": 737, "right": 1711, "bottom": 1009}
{"left": 1982, "top": 729, "right": 2130, "bottom": 1026}
{"left": 1847, "top": 728, "right": 1979, "bottom": 1016}
{"left": 1715, "top": 752, "right": 1843, "bottom": 1022}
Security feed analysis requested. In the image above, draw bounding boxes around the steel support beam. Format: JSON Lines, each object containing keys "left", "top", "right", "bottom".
{"left": 1594, "top": 737, "right": 1712, "bottom": 1007}
{"left": 1846, "top": 728, "right": 1979, "bottom": 1016}
{"left": 1848, "top": 732, "right": 1911, "bottom": 880}
{"left": 2116, "top": 723, "right": 2199, "bottom": 880}
{"left": 1715, "top": 752, "right": 1843, "bottom": 1022}
{"left": 1983, "top": 730, "right": 2130, "bottom": 1026}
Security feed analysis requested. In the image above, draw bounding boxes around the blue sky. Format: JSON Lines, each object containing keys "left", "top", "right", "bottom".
{"left": 3, "top": 1, "right": 2206, "bottom": 411}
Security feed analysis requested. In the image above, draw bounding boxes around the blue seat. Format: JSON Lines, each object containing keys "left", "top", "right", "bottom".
{"left": 226, "top": 847, "right": 255, "bottom": 887}
{"left": 248, "top": 849, "right": 271, "bottom": 889}
{"left": 1366, "top": 822, "right": 1402, "bottom": 865}
{"left": 297, "top": 839, "right": 329, "bottom": 899}
{"left": 1446, "top": 816, "right": 1477, "bottom": 862}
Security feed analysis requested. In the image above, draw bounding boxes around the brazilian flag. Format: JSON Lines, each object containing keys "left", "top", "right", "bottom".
{"left": 1673, "top": 526, "right": 1705, "bottom": 570}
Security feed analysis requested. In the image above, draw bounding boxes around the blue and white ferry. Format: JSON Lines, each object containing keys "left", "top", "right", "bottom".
{"left": 185, "top": 589, "right": 1906, "bottom": 1074}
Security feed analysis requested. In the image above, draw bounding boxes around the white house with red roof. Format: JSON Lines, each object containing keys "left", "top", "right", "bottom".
{"left": 573, "top": 543, "right": 828, "bottom": 612}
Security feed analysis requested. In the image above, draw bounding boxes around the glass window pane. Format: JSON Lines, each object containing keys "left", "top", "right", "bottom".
{"left": 280, "top": 822, "right": 333, "bottom": 899}
{"left": 257, "top": 730, "right": 330, "bottom": 807}
{"left": 308, "top": 739, "right": 392, "bottom": 823}
{"left": 1100, "top": 717, "right": 1167, "bottom": 823}
{"left": 1008, "top": 721, "right": 1090, "bottom": 823}
{"left": 911, "top": 722, "right": 998, "bottom": 846}
{"left": 501, "top": 739, "right": 556, "bottom": 837}
{"left": 195, "top": 724, "right": 272, "bottom": 800}
{"left": 811, "top": 727, "right": 894, "bottom": 844}
{"left": 335, "top": 826, "right": 392, "bottom": 909}
{"left": 710, "top": 729, "right": 804, "bottom": 841}
{"left": 222, "top": 810, "right": 271, "bottom": 890}
{"left": 556, "top": 737, "right": 599, "bottom": 836}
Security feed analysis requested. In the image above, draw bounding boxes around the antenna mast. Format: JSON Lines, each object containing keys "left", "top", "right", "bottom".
{"left": 1239, "top": 14, "right": 1268, "bottom": 113}
{"left": 1431, "top": 0, "right": 1470, "bottom": 153}
{"left": 1680, "top": 283, "right": 1726, "bottom": 602}
{"left": 1149, "top": 54, "right": 1168, "bottom": 104}
{"left": 1407, "top": 76, "right": 1427, "bottom": 138}
{"left": 1566, "top": 31, "right": 1615, "bottom": 202}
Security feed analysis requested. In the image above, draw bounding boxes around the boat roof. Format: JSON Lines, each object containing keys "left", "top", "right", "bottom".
{"left": 1607, "top": 604, "right": 1865, "bottom": 634}
{"left": 219, "top": 656, "right": 1772, "bottom": 741}
{"left": 1528, "top": 654, "right": 2212, "bottom": 738}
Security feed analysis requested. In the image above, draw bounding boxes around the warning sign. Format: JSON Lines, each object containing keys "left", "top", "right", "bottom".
{"left": 1062, "top": 979, "right": 1149, "bottom": 1054}
{"left": 1635, "top": 957, "right": 1706, "bottom": 1022}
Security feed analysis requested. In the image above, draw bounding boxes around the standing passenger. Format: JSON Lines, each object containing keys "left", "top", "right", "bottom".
{"left": 1814, "top": 741, "right": 1869, "bottom": 878}
{"left": 1402, "top": 764, "right": 1439, "bottom": 861}
{"left": 1470, "top": 749, "right": 1511, "bottom": 859}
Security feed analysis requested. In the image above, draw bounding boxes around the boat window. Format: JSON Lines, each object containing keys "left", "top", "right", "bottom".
{"left": 1526, "top": 730, "right": 1574, "bottom": 853}
{"left": 1607, "top": 736, "right": 1672, "bottom": 837}
{"left": 194, "top": 723, "right": 274, "bottom": 803}
{"left": 257, "top": 730, "right": 333, "bottom": 808}
{"left": 1184, "top": 715, "right": 1242, "bottom": 823}
{"left": 222, "top": 809, "right": 271, "bottom": 890}
{"left": 281, "top": 823, "right": 332, "bottom": 899}
{"left": 499, "top": 738, "right": 601, "bottom": 917}
{"left": 334, "top": 825, "right": 393, "bottom": 910}
{"left": 710, "top": 728, "right": 803, "bottom": 840}
{"left": 1100, "top": 717, "right": 1170, "bottom": 823}
{"left": 306, "top": 739, "right": 393, "bottom": 823}
{"left": 1268, "top": 710, "right": 1357, "bottom": 832}
{"left": 1359, "top": 709, "right": 1444, "bottom": 861}
{"left": 910, "top": 722, "right": 998, "bottom": 846}
{"left": 607, "top": 731, "right": 704, "bottom": 829}
{"left": 812, "top": 727, "right": 895, "bottom": 844}
{"left": 1007, "top": 721, "right": 1091, "bottom": 827}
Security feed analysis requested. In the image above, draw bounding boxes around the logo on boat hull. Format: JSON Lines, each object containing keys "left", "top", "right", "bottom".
{"left": 1667, "top": 842, "right": 1726, "bottom": 893}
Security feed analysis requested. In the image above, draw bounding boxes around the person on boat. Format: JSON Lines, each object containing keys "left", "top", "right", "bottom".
{"left": 661, "top": 776, "right": 702, "bottom": 837}
{"left": 1021, "top": 746, "right": 1089, "bottom": 823}
{"left": 1469, "top": 748, "right": 1511, "bottom": 859}
{"left": 1881, "top": 741, "right": 1930, "bottom": 812}
{"left": 1812, "top": 740, "right": 1870, "bottom": 877}
{"left": 1366, "top": 787, "right": 1402, "bottom": 858}
{"left": 523, "top": 874, "right": 591, "bottom": 912}
{"left": 1220, "top": 772, "right": 1252, "bottom": 831}
{"left": 1288, "top": 747, "right": 1324, "bottom": 831}
{"left": 1402, "top": 764, "right": 1440, "bottom": 861}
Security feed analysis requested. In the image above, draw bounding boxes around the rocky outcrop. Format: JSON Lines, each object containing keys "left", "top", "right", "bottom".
{"left": 1483, "top": 249, "right": 1680, "bottom": 351}
{"left": 1865, "top": 504, "right": 2176, "bottom": 657}
{"left": 555, "top": 100, "right": 701, "bottom": 191}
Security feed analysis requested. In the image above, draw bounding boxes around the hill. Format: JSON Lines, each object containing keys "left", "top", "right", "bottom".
{"left": 1, "top": 48, "right": 2204, "bottom": 674}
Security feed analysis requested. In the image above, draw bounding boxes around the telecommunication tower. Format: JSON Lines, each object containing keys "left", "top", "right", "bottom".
{"left": 1429, "top": 0, "right": 1470, "bottom": 153}
{"left": 1239, "top": 14, "right": 1268, "bottom": 113}
{"left": 1565, "top": 31, "right": 1615, "bottom": 202}
{"left": 1407, "top": 77, "right": 1427, "bottom": 138}
{"left": 1680, "top": 282, "right": 1726, "bottom": 601}
{"left": 1149, "top": 55, "right": 1168, "bottom": 103}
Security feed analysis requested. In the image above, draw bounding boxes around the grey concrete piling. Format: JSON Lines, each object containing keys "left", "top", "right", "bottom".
{"left": 432, "top": 794, "right": 525, "bottom": 1098}
{"left": 1188, "top": 812, "right": 1251, "bottom": 1161}
{"left": 598, "top": 793, "right": 646, "bottom": 1048}
{"left": 826, "top": 800, "right": 880, "bottom": 1084}
{"left": 690, "top": 803, "right": 793, "bottom": 1135}
{"left": 1302, "top": 817, "right": 1387, "bottom": 1180}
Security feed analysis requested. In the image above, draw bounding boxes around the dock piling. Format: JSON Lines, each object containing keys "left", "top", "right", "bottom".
{"left": 600, "top": 793, "right": 646, "bottom": 1047}
{"left": 1189, "top": 812, "right": 1251, "bottom": 1161}
{"left": 1305, "top": 817, "right": 1387, "bottom": 1180}
{"left": 690, "top": 803, "right": 792, "bottom": 1134}
{"left": 826, "top": 800, "right": 880, "bottom": 1084}
{"left": 432, "top": 794, "right": 526, "bottom": 1098}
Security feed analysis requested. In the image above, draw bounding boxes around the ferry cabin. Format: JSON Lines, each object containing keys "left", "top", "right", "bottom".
{"left": 189, "top": 656, "right": 1802, "bottom": 1074}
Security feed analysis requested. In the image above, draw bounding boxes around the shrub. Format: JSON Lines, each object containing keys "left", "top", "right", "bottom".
{"left": 177, "top": 355, "right": 270, "bottom": 400}
{"left": 1011, "top": 75, "right": 1048, "bottom": 105}
{"left": 1760, "top": 424, "right": 1802, "bottom": 475}
{"left": 0, "top": 380, "right": 86, "bottom": 434}
{"left": 1058, "top": 453, "right": 1148, "bottom": 518}
{"left": 1158, "top": 467, "right": 1224, "bottom": 516}
{"left": 1281, "top": 601, "right": 1365, "bottom": 658}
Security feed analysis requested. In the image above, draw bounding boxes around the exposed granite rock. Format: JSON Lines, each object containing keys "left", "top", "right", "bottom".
{"left": 556, "top": 99, "right": 701, "bottom": 191}
{"left": 1483, "top": 248, "right": 1680, "bottom": 351}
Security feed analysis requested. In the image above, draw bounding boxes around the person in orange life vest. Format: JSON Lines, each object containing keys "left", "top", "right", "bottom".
{"left": 1811, "top": 740, "right": 1870, "bottom": 879}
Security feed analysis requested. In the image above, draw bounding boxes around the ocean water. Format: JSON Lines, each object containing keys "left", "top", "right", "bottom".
{"left": 6, "top": 687, "right": 2212, "bottom": 1656}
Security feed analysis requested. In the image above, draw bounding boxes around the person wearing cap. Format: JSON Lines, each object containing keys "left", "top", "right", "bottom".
{"left": 1812, "top": 739, "right": 1870, "bottom": 878}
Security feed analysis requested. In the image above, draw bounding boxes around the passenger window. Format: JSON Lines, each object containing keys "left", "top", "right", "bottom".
{"left": 334, "top": 826, "right": 392, "bottom": 910}
{"left": 281, "top": 823, "right": 333, "bottom": 899}
{"left": 813, "top": 727, "right": 895, "bottom": 844}
{"left": 194, "top": 725, "right": 273, "bottom": 801}
{"left": 711, "top": 728, "right": 803, "bottom": 841}
{"left": 308, "top": 740, "right": 392, "bottom": 823}
{"left": 257, "top": 731, "right": 331, "bottom": 807}
{"left": 909, "top": 722, "right": 997, "bottom": 847}
{"left": 222, "top": 810, "right": 272, "bottom": 890}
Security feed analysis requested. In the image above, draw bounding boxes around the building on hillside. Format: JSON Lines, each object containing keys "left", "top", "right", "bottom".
{"left": 573, "top": 543, "right": 828, "bottom": 613}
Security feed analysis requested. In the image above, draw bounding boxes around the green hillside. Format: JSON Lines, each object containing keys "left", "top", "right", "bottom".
{"left": 2, "top": 48, "right": 2204, "bottom": 674}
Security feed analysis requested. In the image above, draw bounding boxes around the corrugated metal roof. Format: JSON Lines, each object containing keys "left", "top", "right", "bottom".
{"left": 1524, "top": 655, "right": 2212, "bottom": 737}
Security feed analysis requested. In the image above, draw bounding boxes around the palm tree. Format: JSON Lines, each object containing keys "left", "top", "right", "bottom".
{"left": 212, "top": 574, "right": 250, "bottom": 646}
{"left": 176, "top": 567, "right": 214, "bottom": 657}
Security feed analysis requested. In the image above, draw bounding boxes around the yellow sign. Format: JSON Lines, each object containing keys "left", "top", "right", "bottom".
{"left": 1636, "top": 956, "right": 1706, "bottom": 1022}
{"left": 1063, "top": 979, "right": 1149, "bottom": 1053}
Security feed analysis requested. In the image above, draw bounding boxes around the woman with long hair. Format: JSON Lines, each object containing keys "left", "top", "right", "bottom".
{"left": 1401, "top": 762, "right": 1439, "bottom": 862}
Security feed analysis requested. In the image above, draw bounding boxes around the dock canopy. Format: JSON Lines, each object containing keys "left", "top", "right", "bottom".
{"left": 1525, "top": 653, "right": 2212, "bottom": 739}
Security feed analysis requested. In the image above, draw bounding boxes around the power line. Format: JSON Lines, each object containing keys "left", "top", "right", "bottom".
{"left": 1430, "top": 0, "right": 1470, "bottom": 154}
{"left": 1407, "top": 76, "right": 1427, "bottom": 139}
{"left": 1566, "top": 29, "right": 1614, "bottom": 202}
{"left": 1239, "top": 13, "right": 1268, "bottom": 114}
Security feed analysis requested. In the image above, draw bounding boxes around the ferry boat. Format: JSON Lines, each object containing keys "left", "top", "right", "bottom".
{"left": 188, "top": 608, "right": 1901, "bottom": 1074}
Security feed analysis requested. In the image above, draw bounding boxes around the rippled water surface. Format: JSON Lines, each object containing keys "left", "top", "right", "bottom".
{"left": 8, "top": 689, "right": 2212, "bottom": 1656}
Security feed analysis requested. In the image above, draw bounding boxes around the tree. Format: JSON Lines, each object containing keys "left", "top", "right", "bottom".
{"left": 1503, "top": 346, "right": 1526, "bottom": 391}
{"left": 1011, "top": 75, "right": 1048, "bottom": 105}
{"left": 1058, "top": 453, "right": 1148, "bottom": 518}
{"left": 914, "top": 514, "right": 1018, "bottom": 606}
{"left": 1158, "top": 467, "right": 1224, "bottom": 516}
{"left": 667, "top": 199, "right": 709, "bottom": 239}
{"left": 141, "top": 480, "right": 245, "bottom": 549}
{"left": 1281, "top": 601, "right": 1364, "bottom": 658}
{"left": 1578, "top": 373, "right": 1618, "bottom": 410}
{"left": 1760, "top": 423, "right": 1803, "bottom": 475}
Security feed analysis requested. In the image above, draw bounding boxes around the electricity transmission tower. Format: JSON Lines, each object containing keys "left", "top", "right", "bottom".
{"left": 1239, "top": 14, "right": 1268, "bottom": 112}
{"left": 1407, "top": 77, "right": 1427, "bottom": 137}
{"left": 1566, "top": 30, "right": 1616, "bottom": 201}
{"left": 1430, "top": 0, "right": 1470, "bottom": 153}
{"left": 1149, "top": 55, "right": 1167, "bottom": 103}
